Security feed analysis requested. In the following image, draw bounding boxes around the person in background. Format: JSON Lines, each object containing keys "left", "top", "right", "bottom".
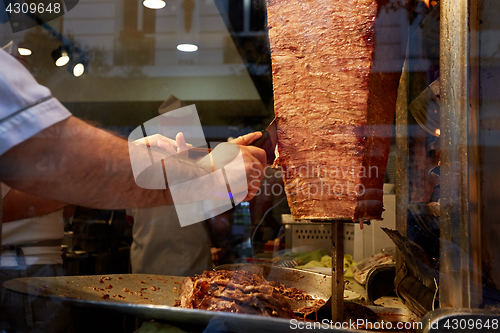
{"left": 126, "top": 98, "right": 212, "bottom": 277}
{"left": 126, "top": 205, "right": 213, "bottom": 276}
{"left": 126, "top": 127, "right": 212, "bottom": 276}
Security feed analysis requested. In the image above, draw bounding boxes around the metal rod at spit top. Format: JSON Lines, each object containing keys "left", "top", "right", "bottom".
{"left": 331, "top": 220, "right": 344, "bottom": 323}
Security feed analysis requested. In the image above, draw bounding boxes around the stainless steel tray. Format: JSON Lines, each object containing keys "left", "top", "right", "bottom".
{"left": 3, "top": 271, "right": 416, "bottom": 332}
{"left": 3, "top": 274, "right": 182, "bottom": 306}
{"left": 3, "top": 270, "right": 336, "bottom": 332}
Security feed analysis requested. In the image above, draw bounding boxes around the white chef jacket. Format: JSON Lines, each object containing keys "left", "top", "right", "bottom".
{"left": 0, "top": 209, "right": 64, "bottom": 267}
{"left": 1, "top": 184, "right": 64, "bottom": 268}
{"left": 0, "top": 48, "right": 70, "bottom": 267}
{"left": 0, "top": 47, "right": 71, "bottom": 156}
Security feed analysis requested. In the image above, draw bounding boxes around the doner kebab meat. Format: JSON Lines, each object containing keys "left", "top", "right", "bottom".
{"left": 267, "top": 0, "right": 393, "bottom": 220}
{"left": 175, "top": 270, "right": 324, "bottom": 318}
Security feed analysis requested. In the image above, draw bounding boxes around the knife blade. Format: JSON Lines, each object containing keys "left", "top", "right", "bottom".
{"left": 250, "top": 118, "right": 278, "bottom": 165}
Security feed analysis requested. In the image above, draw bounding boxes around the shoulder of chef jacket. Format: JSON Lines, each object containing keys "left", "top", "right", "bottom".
{"left": 0, "top": 47, "right": 71, "bottom": 156}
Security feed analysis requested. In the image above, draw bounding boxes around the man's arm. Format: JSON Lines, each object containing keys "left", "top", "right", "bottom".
{"left": 0, "top": 116, "right": 167, "bottom": 209}
{"left": 2, "top": 189, "right": 68, "bottom": 223}
{"left": 0, "top": 116, "right": 265, "bottom": 209}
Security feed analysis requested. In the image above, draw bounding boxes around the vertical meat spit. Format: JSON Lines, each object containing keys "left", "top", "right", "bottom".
{"left": 285, "top": 216, "right": 370, "bottom": 321}
{"left": 331, "top": 220, "right": 345, "bottom": 322}
{"left": 315, "top": 219, "right": 353, "bottom": 322}
{"left": 326, "top": 218, "right": 367, "bottom": 322}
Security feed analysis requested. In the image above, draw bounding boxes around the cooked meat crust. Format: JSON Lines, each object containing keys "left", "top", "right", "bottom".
{"left": 267, "top": 0, "right": 390, "bottom": 220}
{"left": 175, "top": 270, "right": 321, "bottom": 318}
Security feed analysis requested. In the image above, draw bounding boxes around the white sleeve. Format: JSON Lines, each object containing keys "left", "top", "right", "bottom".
{"left": 0, "top": 48, "right": 71, "bottom": 156}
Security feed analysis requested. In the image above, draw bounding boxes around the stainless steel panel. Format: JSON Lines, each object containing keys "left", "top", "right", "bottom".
{"left": 395, "top": 43, "right": 410, "bottom": 278}
{"left": 439, "top": 0, "right": 482, "bottom": 309}
{"left": 3, "top": 269, "right": 332, "bottom": 331}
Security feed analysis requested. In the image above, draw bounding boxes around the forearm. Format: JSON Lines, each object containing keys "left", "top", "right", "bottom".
{"left": 0, "top": 117, "right": 265, "bottom": 209}
{"left": 2, "top": 189, "right": 68, "bottom": 223}
{"left": 0, "top": 117, "right": 172, "bottom": 209}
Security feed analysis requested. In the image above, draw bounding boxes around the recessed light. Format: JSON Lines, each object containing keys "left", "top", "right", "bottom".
{"left": 52, "top": 46, "right": 72, "bottom": 67}
{"left": 55, "top": 53, "right": 70, "bottom": 67}
{"left": 177, "top": 44, "right": 198, "bottom": 52}
{"left": 18, "top": 47, "right": 32, "bottom": 56}
{"left": 143, "top": 0, "right": 166, "bottom": 9}
{"left": 73, "top": 63, "right": 85, "bottom": 77}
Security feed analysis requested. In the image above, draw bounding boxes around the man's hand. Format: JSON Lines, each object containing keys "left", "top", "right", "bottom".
{"left": 231, "top": 132, "right": 267, "bottom": 201}
{"left": 197, "top": 132, "right": 266, "bottom": 202}
{"left": 134, "top": 133, "right": 192, "bottom": 156}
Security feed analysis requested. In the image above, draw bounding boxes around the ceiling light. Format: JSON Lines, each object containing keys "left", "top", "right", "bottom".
{"left": 73, "top": 63, "right": 85, "bottom": 77}
{"left": 51, "top": 46, "right": 71, "bottom": 67}
{"left": 56, "top": 53, "right": 70, "bottom": 66}
{"left": 68, "top": 51, "right": 88, "bottom": 77}
{"left": 177, "top": 44, "right": 198, "bottom": 52}
{"left": 18, "top": 47, "right": 32, "bottom": 56}
{"left": 143, "top": 0, "right": 166, "bottom": 9}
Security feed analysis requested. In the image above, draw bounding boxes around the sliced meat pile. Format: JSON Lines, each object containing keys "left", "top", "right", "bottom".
{"left": 267, "top": 0, "right": 391, "bottom": 220}
{"left": 175, "top": 270, "right": 316, "bottom": 318}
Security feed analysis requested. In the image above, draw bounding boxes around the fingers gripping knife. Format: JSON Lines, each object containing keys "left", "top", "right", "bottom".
{"left": 248, "top": 119, "right": 278, "bottom": 165}
{"left": 187, "top": 119, "right": 278, "bottom": 165}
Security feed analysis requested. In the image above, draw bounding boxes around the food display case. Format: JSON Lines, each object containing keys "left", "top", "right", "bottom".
{"left": 1, "top": 0, "right": 500, "bottom": 332}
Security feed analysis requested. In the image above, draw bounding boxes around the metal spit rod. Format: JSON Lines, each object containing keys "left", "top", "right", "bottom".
{"left": 331, "top": 220, "right": 345, "bottom": 323}
{"left": 315, "top": 218, "right": 366, "bottom": 322}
